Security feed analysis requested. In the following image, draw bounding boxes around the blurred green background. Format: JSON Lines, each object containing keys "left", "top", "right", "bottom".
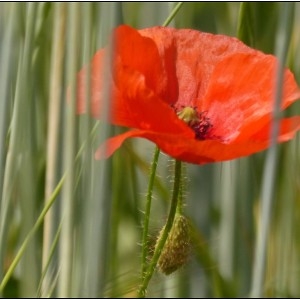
{"left": 0, "top": 2, "right": 300, "bottom": 298}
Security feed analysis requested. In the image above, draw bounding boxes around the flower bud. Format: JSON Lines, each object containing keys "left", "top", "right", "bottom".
{"left": 156, "top": 214, "right": 190, "bottom": 275}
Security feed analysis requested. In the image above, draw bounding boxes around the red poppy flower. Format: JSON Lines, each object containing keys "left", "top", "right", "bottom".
{"left": 77, "top": 25, "right": 300, "bottom": 164}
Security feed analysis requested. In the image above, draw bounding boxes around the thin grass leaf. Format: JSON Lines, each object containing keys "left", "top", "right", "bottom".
{"left": 58, "top": 3, "right": 80, "bottom": 297}
{"left": 0, "top": 4, "right": 18, "bottom": 289}
{"left": 78, "top": 3, "right": 123, "bottom": 297}
{"left": 237, "top": 2, "right": 255, "bottom": 46}
{"left": 41, "top": 3, "right": 66, "bottom": 297}
{"left": 250, "top": 3, "right": 295, "bottom": 297}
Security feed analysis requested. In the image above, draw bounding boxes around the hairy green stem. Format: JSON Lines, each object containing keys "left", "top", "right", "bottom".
{"left": 176, "top": 162, "right": 186, "bottom": 215}
{"left": 141, "top": 146, "right": 160, "bottom": 276}
{"left": 140, "top": 0, "right": 184, "bottom": 280}
{"left": 138, "top": 159, "right": 182, "bottom": 298}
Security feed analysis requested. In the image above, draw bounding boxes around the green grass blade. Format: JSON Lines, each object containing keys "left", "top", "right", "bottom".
{"left": 41, "top": 3, "right": 66, "bottom": 297}
{"left": 58, "top": 3, "right": 80, "bottom": 297}
{"left": 0, "top": 175, "right": 65, "bottom": 294}
{"left": 237, "top": 2, "right": 255, "bottom": 46}
{"left": 250, "top": 3, "right": 295, "bottom": 297}
{"left": 78, "top": 3, "right": 123, "bottom": 297}
{"left": 0, "top": 4, "right": 18, "bottom": 288}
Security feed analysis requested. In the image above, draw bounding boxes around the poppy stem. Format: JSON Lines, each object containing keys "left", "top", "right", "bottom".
{"left": 141, "top": 146, "right": 160, "bottom": 277}
{"left": 138, "top": 159, "right": 182, "bottom": 298}
{"left": 139, "top": 1, "right": 186, "bottom": 284}
{"left": 176, "top": 162, "right": 186, "bottom": 215}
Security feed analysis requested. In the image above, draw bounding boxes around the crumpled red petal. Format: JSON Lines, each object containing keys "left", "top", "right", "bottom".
{"left": 96, "top": 115, "right": 300, "bottom": 164}
{"left": 77, "top": 25, "right": 300, "bottom": 164}
{"left": 140, "top": 27, "right": 256, "bottom": 108}
{"left": 77, "top": 25, "right": 190, "bottom": 134}
{"left": 202, "top": 53, "right": 300, "bottom": 142}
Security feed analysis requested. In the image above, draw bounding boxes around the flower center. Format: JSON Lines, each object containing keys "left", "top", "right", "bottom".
{"left": 176, "top": 106, "right": 212, "bottom": 140}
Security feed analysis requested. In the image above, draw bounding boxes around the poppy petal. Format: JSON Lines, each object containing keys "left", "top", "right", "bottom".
{"left": 203, "top": 53, "right": 300, "bottom": 142}
{"left": 114, "top": 65, "right": 195, "bottom": 134}
{"left": 77, "top": 25, "right": 300, "bottom": 165}
{"left": 95, "top": 129, "right": 148, "bottom": 160}
{"left": 114, "top": 25, "right": 178, "bottom": 104}
{"left": 140, "top": 27, "right": 256, "bottom": 108}
{"left": 250, "top": 116, "right": 300, "bottom": 142}
{"left": 95, "top": 130, "right": 219, "bottom": 163}
{"left": 96, "top": 115, "right": 300, "bottom": 163}
{"left": 76, "top": 25, "right": 190, "bottom": 134}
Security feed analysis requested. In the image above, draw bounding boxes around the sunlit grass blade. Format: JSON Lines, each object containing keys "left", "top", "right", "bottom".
{"left": 162, "top": 2, "right": 184, "bottom": 27}
{"left": 38, "top": 222, "right": 62, "bottom": 297}
{"left": 78, "top": 3, "right": 122, "bottom": 297}
{"left": 237, "top": 2, "right": 255, "bottom": 46}
{"left": 0, "top": 4, "right": 16, "bottom": 203}
{"left": 216, "top": 161, "right": 237, "bottom": 281}
{"left": 41, "top": 3, "right": 66, "bottom": 297}
{"left": 1, "top": 3, "right": 42, "bottom": 296}
{"left": 58, "top": 3, "right": 80, "bottom": 297}
{"left": 0, "top": 175, "right": 65, "bottom": 294}
{"left": 250, "top": 3, "right": 295, "bottom": 297}
{"left": 0, "top": 4, "right": 18, "bottom": 289}
{"left": 190, "top": 220, "right": 235, "bottom": 298}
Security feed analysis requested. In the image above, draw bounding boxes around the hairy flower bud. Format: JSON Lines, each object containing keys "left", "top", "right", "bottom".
{"left": 156, "top": 214, "right": 190, "bottom": 275}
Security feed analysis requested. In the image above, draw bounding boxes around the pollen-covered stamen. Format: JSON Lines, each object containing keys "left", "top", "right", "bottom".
{"left": 176, "top": 106, "right": 212, "bottom": 140}
{"left": 176, "top": 106, "right": 199, "bottom": 126}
